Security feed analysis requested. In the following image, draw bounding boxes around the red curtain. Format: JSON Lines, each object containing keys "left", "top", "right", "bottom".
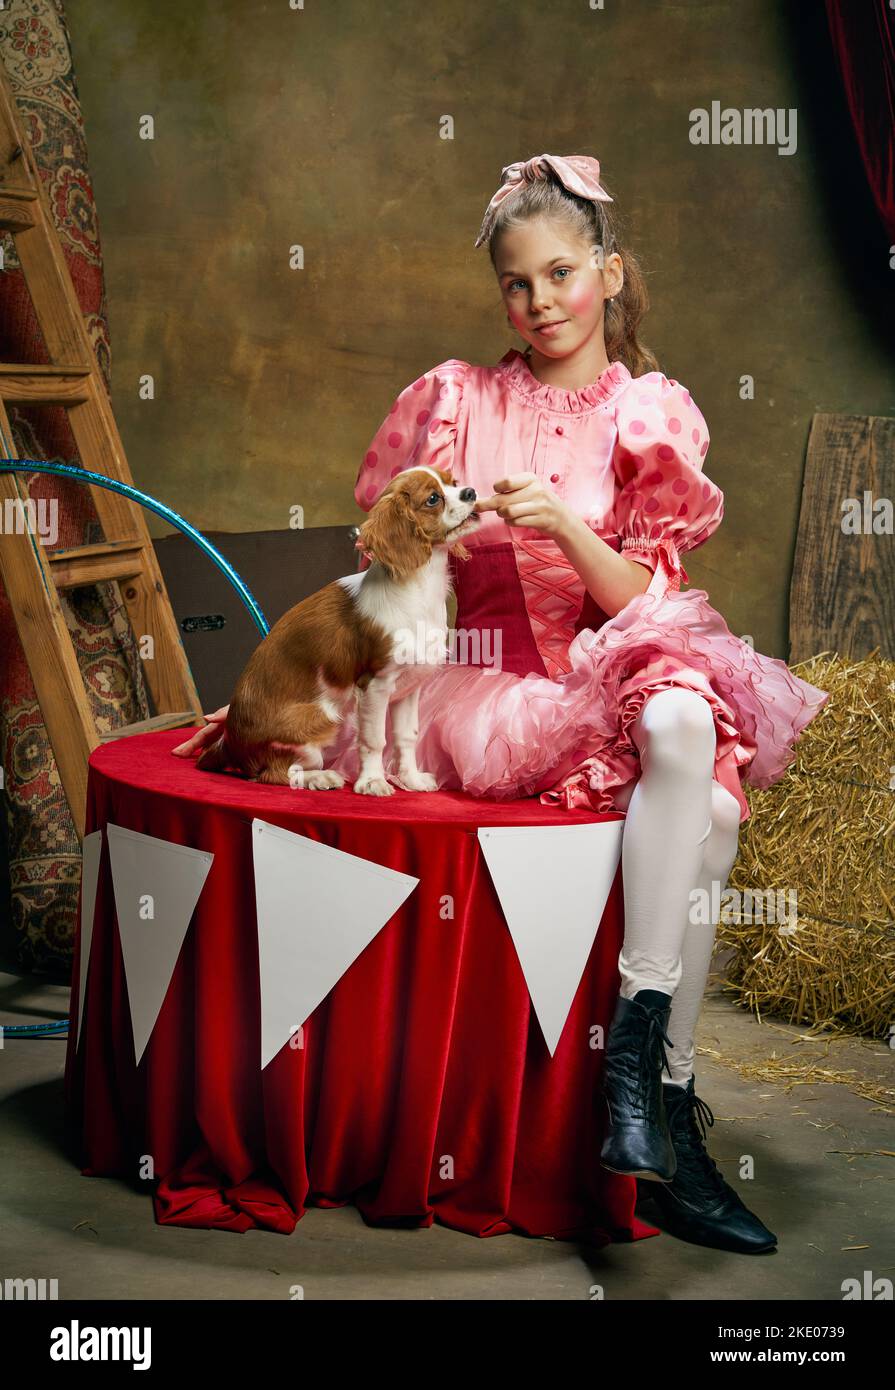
{"left": 825, "top": 0, "right": 895, "bottom": 243}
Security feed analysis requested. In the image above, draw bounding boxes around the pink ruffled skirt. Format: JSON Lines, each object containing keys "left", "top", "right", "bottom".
{"left": 322, "top": 585, "right": 831, "bottom": 826}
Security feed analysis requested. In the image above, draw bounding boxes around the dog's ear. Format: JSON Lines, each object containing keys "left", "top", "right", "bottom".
{"left": 359, "top": 489, "right": 432, "bottom": 581}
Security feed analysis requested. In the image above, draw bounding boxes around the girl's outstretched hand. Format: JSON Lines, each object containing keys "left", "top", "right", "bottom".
{"left": 475, "top": 472, "right": 571, "bottom": 539}
{"left": 171, "top": 705, "right": 229, "bottom": 758}
{"left": 174, "top": 482, "right": 567, "bottom": 761}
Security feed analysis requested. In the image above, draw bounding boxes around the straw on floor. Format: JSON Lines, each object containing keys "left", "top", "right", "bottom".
{"left": 718, "top": 649, "right": 895, "bottom": 1043}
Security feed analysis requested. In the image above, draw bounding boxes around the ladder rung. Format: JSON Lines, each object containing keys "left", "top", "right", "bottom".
{"left": 98, "top": 712, "right": 199, "bottom": 743}
{"left": 0, "top": 364, "right": 92, "bottom": 403}
{"left": 0, "top": 194, "right": 36, "bottom": 231}
{"left": 0, "top": 184, "right": 39, "bottom": 200}
{"left": 47, "top": 539, "right": 147, "bottom": 589}
{"left": 0, "top": 362, "right": 92, "bottom": 374}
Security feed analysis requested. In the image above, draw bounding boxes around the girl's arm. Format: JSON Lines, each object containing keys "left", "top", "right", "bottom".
{"left": 608, "top": 373, "right": 724, "bottom": 598}
{"left": 553, "top": 514, "right": 652, "bottom": 617}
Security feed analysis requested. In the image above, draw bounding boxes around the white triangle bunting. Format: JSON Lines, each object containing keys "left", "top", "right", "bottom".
{"left": 477, "top": 821, "right": 624, "bottom": 1056}
{"left": 107, "top": 823, "right": 214, "bottom": 1065}
{"left": 252, "top": 817, "right": 418, "bottom": 1069}
{"left": 75, "top": 828, "right": 103, "bottom": 1050}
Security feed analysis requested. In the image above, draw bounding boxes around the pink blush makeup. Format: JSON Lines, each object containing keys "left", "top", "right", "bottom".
{"left": 566, "top": 280, "right": 599, "bottom": 315}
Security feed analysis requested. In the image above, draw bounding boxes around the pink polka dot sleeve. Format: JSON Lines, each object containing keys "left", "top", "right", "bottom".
{"left": 611, "top": 373, "right": 724, "bottom": 593}
{"left": 353, "top": 359, "right": 470, "bottom": 572}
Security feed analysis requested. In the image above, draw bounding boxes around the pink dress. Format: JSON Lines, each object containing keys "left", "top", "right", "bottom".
{"left": 324, "top": 349, "right": 830, "bottom": 825}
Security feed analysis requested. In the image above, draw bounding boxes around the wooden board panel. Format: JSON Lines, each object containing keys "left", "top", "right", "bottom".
{"left": 790, "top": 413, "right": 895, "bottom": 663}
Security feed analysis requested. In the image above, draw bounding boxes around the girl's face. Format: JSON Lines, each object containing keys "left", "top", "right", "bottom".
{"left": 494, "top": 218, "right": 622, "bottom": 360}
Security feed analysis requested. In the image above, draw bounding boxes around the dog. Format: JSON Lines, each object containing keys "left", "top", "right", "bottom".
{"left": 195, "top": 466, "right": 481, "bottom": 795}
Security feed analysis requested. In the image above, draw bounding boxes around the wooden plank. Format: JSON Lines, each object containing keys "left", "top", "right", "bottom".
{"left": 0, "top": 362, "right": 91, "bottom": 375}
{"left": 65, "top": 376, "right": 148, "bottom": 541}
{"left": 48, "top": 539, "right": 146, "bottom": 588}
{"left": 116, "top": 562, "right": 203, "bottom": 715}
{"left": 98, "top": 711, "right": 197, "bottom": 742}
{"left": 790, "top": 412, "right": 895, "bottom": 664}
{"left": 0, "top": 372, "right": 91, "bottom": 403}
{"left": 0, "top": 185, "right": 40, "bottom": 201}
{"left": 0, "top": 195, "right": 35, "bottom": 231}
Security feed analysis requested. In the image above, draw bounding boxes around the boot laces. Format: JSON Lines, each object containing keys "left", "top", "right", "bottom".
{"left": 688, "top": 1091, "right": 714, "bottom": 1143}
{"left": 676, "top": 1090, "right": 730, "bottom": 1201}
{"left": 644, "top": 1011, "right": 675, "bottom": 1080}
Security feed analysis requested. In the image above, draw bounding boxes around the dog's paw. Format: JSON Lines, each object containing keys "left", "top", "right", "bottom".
{"left": 354, "top": 775, "right": 394, "bottom": 797}
{"left": 305, "top": 770, "right": 344, "bottom": 791}
{"left": 393, "top": 770, "right": 439, "bottom": 792}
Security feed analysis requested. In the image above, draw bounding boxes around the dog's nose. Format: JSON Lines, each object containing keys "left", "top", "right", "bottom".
{"left": 459, "top": 487, "right": 476, "bottom": 502}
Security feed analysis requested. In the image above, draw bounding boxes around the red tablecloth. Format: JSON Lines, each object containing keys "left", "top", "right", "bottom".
{"left": 63, "top": 730, "right": 659, "bottom": 1245}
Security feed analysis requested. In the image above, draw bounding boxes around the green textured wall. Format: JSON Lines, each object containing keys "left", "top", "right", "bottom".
{"left": 68, "top": 0, "right": 894, "bottom": 659}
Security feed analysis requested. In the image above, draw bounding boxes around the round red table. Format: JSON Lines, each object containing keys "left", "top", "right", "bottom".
{"left": 63, "top": 729, "right": 659, "bottom": 1245}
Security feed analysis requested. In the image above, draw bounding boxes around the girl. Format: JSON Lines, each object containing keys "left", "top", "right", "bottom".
{"left": 174, "top": 153, "right": 830, "bottom": 1255}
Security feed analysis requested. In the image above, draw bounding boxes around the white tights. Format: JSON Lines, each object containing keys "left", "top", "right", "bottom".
{"left": 617, "top": 687, "right": 742, "bottom": 1087}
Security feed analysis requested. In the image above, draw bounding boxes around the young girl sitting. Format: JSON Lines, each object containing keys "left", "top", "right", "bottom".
{"left": 174, "top": 152, "right": 829, "bottom": 1256}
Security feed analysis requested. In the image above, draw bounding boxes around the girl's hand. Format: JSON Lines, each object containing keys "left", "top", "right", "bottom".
{"left": 475, "top": 472, "right": 572, "bottom": 539}
{"left": 171, "top": 704, "right": 229, "bottom": 757}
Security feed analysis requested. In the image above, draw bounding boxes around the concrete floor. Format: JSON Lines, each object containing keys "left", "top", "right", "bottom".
{"left": 1, "top": 959, "right": 892, "bottom": 1301}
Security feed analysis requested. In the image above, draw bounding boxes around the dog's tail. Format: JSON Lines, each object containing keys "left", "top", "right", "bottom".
{"left": 195, "top": 732, "right": 231, "bottom": 773}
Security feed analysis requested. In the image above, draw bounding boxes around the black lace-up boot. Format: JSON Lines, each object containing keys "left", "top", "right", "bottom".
{"left": 598, "top": 988, "right": 677, "bottom": 1182}
{"left": 644, "top": 1075, "right": 778, "bottom": 1253}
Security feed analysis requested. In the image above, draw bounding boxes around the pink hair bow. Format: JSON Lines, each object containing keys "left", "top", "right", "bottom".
{"left": 474, "top": 153, "right": 613, "bottom": 248}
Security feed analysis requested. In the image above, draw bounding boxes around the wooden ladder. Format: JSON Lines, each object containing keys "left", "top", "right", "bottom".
{"left": 0, "top": 64, "right": 202, "bottom": 842}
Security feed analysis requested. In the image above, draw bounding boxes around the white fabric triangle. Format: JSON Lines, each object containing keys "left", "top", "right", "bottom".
{"left": 252, "top": 818, "right": 418, "bottom": 1069}
{"left": 477, "top": 821, "right": 624, "bottom": 1056}
{"left": 75, "top": 828, "right": 103, "bottom": 1050}
{"left": 107, "top": 823, "right": 214, "bottom": 1065}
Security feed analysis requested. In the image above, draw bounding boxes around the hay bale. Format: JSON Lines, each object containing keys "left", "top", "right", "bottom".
{"left": 719, "top": 650, "right": 895, "bottom": 1041}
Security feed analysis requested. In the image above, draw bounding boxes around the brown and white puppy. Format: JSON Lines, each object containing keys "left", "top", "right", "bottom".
{"left": 195, "top": 466, "right": 480, "bottom": 795}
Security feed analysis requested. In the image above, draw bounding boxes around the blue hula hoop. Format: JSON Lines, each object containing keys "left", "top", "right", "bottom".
{"left": 0, "top": 457, "right": 269, "bottom": 635}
